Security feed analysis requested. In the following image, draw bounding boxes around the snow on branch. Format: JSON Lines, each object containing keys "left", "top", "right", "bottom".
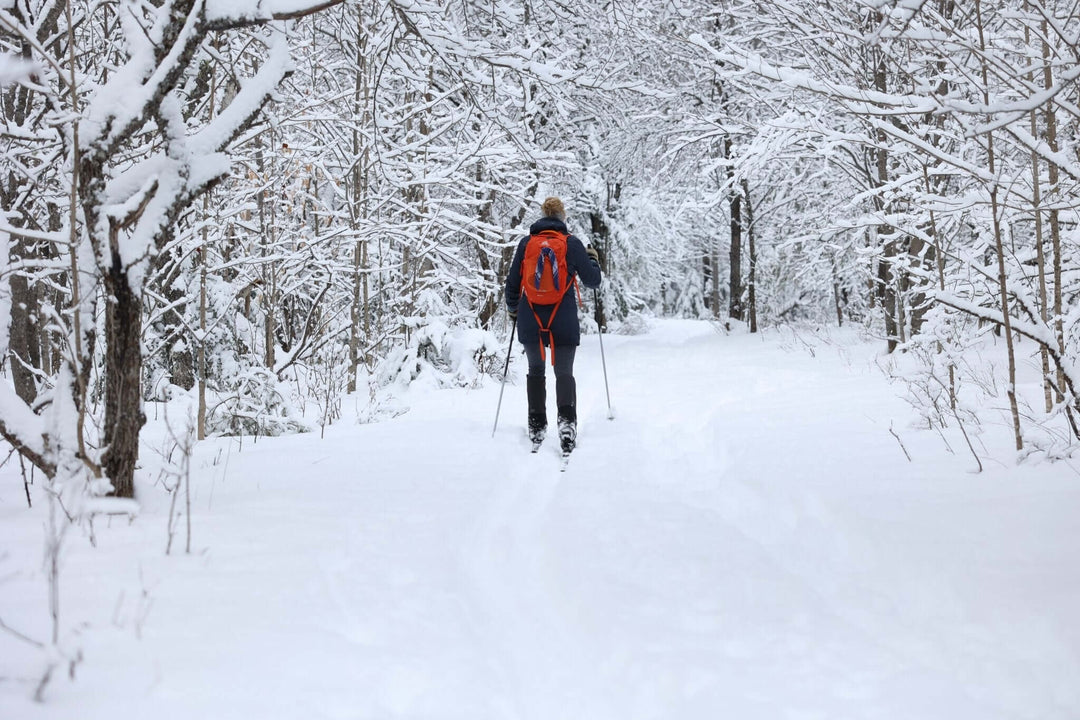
{"left": 1005, "top": 123, "right": 1080, "bottom": 184}
{"left": 86, "top": 3, "right": 203, "bottom": 154}
{"left": 387, "top": 0, "right": 594, "bottom": 87}
{"left": 88, "top": 0, "right": 341, "bottom": 157}
{"left": 189, "top": 27, "right": 293, "bottom": 156}
{"left": 687, "top": 37, "right": 937, "bottom": 116}
{"left": 204, "top": 0, "right": 346, "bottom": 27}
{"left": 0, "top": 383, "right": 52, "bottom": 476}
{"left": 689, "top": 33, "right": 1080, "bottom": 128}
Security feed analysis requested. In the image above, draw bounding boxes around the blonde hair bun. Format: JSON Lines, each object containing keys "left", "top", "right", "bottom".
{"left": 541, "top": 196, "right": 566, "bottom": 220}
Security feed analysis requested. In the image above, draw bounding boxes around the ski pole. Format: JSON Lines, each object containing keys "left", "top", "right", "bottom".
{"left": 595, "top": 289, "right": 614, "bottom": 420}
{"left": 492, "top": 322, "right": 516, "bottom": 437}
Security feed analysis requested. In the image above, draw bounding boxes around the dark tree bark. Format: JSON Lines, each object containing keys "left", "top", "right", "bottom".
{"left": 102, "top": 225, "right": 146, "bottom": 498}
{"left": 870, "top": 18, "right": 900, "bottom": 352}
{"left": 158, "top": 250, "right": 195, "bottom": 391}
{"left": 702, "top": 252, "right": 713, "bottom": 313}
{"left": 724, "top": 136, "right": 742, "bottom": 321}
{"left": 7, "top": 235, "right": 40, "bottom": 405}
{"left": 476, "top": 168, "right": 499, "bottom": 329}
{"left": 2, "top": 15, "right": 42, "bottom": 406}
{"left": 589, "top": 210, "right": 610, "bottom": 330}
{"left": 907, "top": 235, "right": 932, "bottom": 336}
{"left": 742, "top": 179, "right": 757, "bottom": 333}
{"left": 877, "top": 234, "right": 900, "bottom": 352}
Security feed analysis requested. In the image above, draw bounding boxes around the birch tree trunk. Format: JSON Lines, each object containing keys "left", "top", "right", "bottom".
{"left": 742, "top": 178, "right": 757, "bottom": 333}
{"left": 976, "top": 0, "right": 1023, "bottom": 452}
{"left": 1040, "top": 17, "right": 1066, "bottom": 404}
{"left": 1026, "top": 4, "right": 1052, "bottom": 413}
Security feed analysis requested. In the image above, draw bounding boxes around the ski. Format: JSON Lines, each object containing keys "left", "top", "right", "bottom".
{"left": 560, "top": 452, "right": 571, "bottom": 471}
{"left": 531, "top": 441, "right": 542, "bottom": 453}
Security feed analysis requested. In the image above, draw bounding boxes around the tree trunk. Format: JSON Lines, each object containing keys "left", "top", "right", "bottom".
{"left": 196, "top": 49, "right": 218, "bottom": 438}
{"left": 8, "top": 237, "right": 39, "bottom": 404}
{"left": 709, "top": 242, "right": 721, "bottom": 319}
{"left": 476, "top": 171, "right": 498, "bottom": 329}
{"left": 870, "top": 15, "right": 901, "bottom": 352}
{"left": 349, "top": 237, "right": 363, "bottom": 391}
{"left": 348, "top": 15, "right": 370, "bottom": 391}
{"left": 589, "top": 210, "right": 610, "bottom": 330}
{"left": 258, "top": 132, "right": 277, "bottom": 369}
{"left": 1041, "top": 17, "right": 1065, "bottom": 404}
{"left": 197, "top": 245, "right": 207, "bottom": 440}
{"left": 103, "top": 251, "right": 145, "bottom": 498}
{"left": 878, "top": 230, "right": 899, "bottom": 352}
{"left": 742, "top": 179, "right": 758, "bottom": 333}
{"left": 831, "top": 258, "right": 844, "bottom": 328}
{"left": 976, "top": 0, "right": 1022, "bottom": 452}
{"left": 906, "top": 233, "right": 932, "bottom": 337}
{"left": 3, "top": 27, "right": 41, "bottom": 406}
{"left": 724, "top": 136, "right": 742, "bottom": 320}
{"left": 164, "top": 269, "right": 195, "bottom": 390}
{"left": 1026, "top": 5, "right": 1052, "bottom": 413}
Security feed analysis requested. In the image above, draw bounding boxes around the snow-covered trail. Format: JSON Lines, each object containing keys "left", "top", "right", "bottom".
{"left": 4, "top": 320, "right": 1080, "bottom": 719}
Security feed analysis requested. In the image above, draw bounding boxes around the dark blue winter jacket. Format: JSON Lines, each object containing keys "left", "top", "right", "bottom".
{"left": 505, "top": 217, "right": 602, "bottom": 347}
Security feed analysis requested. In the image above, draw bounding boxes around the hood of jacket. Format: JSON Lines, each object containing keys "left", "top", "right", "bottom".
{"left": 529, "top": 216, "right": 569, "bottom": 235}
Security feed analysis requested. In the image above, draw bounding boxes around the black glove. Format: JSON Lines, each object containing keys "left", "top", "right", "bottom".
{"left": 508, "top": 307, "right": 518, "bottom": 322}
{"left": 586, "top": 245, "right": 600, "bottom": 264}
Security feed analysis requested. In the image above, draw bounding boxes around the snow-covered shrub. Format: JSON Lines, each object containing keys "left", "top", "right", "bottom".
{"left": 613, "top": 311, "right": 652, "bottom": 335}
{"left": 376, "top": 318, "right": 503, "bottom": 390}
{"left": 878, "top": 304, "right": 1080, "bottom": 465}
{"left": 205, "top": 367, "right": 311, "bottom": 437}
{"left": 889, "top": 310, "right": 986, "bottom": 438}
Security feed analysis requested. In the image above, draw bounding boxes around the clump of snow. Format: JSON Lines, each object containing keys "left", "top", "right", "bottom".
{"left": 0, "top": 54, "right": 35, "bottom": 85}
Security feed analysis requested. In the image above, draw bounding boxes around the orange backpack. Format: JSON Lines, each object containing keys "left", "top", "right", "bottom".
{"left": 520, "top": 229, "right": 578, "bottom": 365}
{"left": 521, "top": 229, "right": 573, "bottom": 306}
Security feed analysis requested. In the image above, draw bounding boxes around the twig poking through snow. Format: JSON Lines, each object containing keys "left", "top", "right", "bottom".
{"left": 0, "top": 616, "right": 44, "bottom": 648}
{"left": 890, "top": 423, "right": 912, "bottom": 462}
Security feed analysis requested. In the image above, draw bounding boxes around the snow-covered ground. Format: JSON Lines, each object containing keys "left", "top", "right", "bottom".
{"left": 3, "top": 319, "right": 1080, "bottom": 719}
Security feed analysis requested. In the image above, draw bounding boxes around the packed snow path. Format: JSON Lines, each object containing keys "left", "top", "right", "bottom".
{"left": 3, "top": 320, "right": 1080, "bottom": 719}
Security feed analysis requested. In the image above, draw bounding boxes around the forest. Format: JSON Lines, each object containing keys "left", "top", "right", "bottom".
{"left": 4, "top": 0, "right": 1080, "bottom": 710}
{"left": 3, "top": 0, "right": 1078, "bottom": 495}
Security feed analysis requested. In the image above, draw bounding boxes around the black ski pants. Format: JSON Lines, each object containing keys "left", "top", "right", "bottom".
{"left": 523, "top": 343, "right": 577, "bottom": 424}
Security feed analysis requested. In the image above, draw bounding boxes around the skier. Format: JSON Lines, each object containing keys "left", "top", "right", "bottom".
{"left": 505, "top": 196, "right": 602, "bottom": 455}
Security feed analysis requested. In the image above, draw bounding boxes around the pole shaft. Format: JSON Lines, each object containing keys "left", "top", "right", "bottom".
{"left": 595, "top": 290, "right": 613, "bottom": 416}
{"left": 492, "top": 324, "right": 516, "bottom": 437}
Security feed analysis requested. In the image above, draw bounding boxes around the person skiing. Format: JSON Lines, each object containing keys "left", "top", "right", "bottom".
{"left": 505, "top": 196, "right": 602, "bottom": 455}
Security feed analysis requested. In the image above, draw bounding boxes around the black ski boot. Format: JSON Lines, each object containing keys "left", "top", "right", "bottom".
{"left": 557, "top": 405, "right": 577, "bottom": 455}
{"left": 528, "top": 415, "right": 547, "bottom": 447}
{"left": 527, "top": 375, "right": 547, "bottom": 450}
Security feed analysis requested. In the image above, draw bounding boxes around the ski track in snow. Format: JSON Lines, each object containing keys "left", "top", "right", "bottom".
{"left": 3, "top": 319, "right": 1080, "bottom": 719}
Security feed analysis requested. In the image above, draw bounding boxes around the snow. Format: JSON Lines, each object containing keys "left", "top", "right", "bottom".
{"left": 0, "top": 382, "right": 46, "bottom": 461}
{"left": 0, "top": 54, "right": 34, "bottom": 85}
{"left": 3, "top": 320, "right": 1080, "bottom": 718}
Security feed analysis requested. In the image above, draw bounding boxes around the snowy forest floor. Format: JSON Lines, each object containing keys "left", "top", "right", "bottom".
{"left": 3, "top": 319, "right": 1080, "bottom": 719}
